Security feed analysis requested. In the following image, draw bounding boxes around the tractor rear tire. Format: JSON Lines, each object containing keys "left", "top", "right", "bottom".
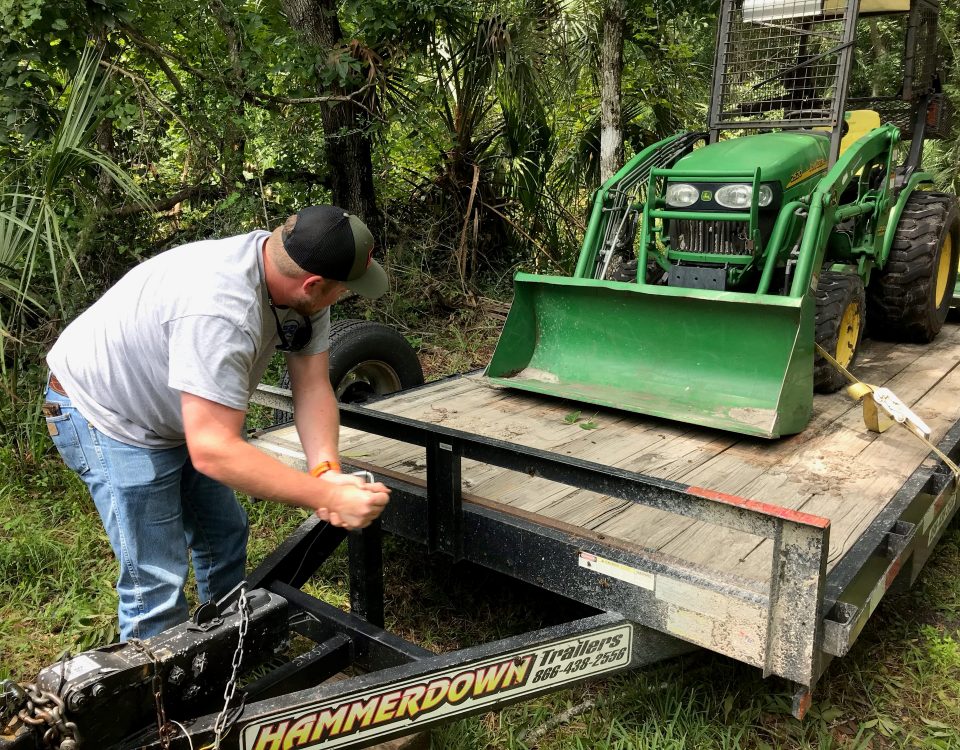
{"left": 867, "top": 191, "right": 959, "bottom": 343}
{"left": 273, "top": 319, "right": 424, "bottom": 425}
{"left": 814, "top": 272, "right": 865, "bottom": 393}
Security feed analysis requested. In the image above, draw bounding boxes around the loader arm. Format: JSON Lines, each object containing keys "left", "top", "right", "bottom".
{"left": 789, "top": 124, "right": 900, "bottom": 297}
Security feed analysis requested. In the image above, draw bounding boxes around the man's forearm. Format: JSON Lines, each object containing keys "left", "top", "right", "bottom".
{"left": 191, "top": 434, "right": 334, "bottom": 511}
{"left": 294, "top": 380, "right": 341, "bottom": 468}
{"left": 181, "top": 390, "right": 390, "bottom": 529}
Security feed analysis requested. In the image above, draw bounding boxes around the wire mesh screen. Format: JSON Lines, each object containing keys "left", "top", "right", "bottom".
{"left": 904, "top": 0, "right": 940, "bottom": 99}
{"left": 710, "top": 0, "right": 857, "bottom": 130}
{"left": 845, "top": 94, "right": 951, "bottom": 139}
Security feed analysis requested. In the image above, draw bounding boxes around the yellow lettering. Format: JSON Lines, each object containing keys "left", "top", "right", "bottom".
{"left": 503, "top": 655, "right": 533, "bottom": 687}
{"left": 420, "top": 678, "right": 451, "bottom": 713}
{"left": 283, "top": 716, "right": 315, "bottom": 750}
{"left": 309, "top": 705, "right": 348, "bottom": 742}
{"left": 252, "top": 721, "right": 289, "bottom": 750}
{"left": 373, "top": 690, "right": 403, "bottom": 724}
{"left": 472, "top": 662, "right": 510, "bottom": 696}
{"left": 394, "top": 684, "right": 426, "bottom": 720}
{"left": 344, "top": 696, "right": 380, "bottom": 732}
{"left": 447, "top": 672, "right": 473, "bottom": 704}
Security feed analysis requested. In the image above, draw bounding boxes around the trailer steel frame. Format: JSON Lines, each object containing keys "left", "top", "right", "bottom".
{"left": 249, "top": 380, "right": 960, "bottom": 718}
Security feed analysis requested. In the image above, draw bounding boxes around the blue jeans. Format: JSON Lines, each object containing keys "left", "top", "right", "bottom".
{"left": 43, "top": 382, "right": 248, "bottom": 641}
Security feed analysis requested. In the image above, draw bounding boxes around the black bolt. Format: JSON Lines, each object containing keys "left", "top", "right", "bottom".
{"left": 192, "top": 653, "right": 207, "bottom": 675}
{"left": 168, "top": 666, "right": 186, "bottom": 685}
{"left": 67, "top": 691, "right": 88, "bottom": 712}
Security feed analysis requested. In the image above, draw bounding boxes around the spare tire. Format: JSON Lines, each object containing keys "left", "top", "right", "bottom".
{"left": 274, "top": 319, "right": 424, "bottom": 424}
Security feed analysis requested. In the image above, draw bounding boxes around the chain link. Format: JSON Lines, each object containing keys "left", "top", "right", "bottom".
{"left": 6, "top": 591, "right": 251, "bottom": 750}
{"left": 211, "top": 586, "right": 249, "bottom": 749}
{"left": 9, "top": 682, "right": 79, "bottom": 750}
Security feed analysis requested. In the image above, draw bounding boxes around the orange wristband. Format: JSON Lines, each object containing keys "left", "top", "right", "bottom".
{"left": 310, "top": 461, "right": 341, "bottom": 477}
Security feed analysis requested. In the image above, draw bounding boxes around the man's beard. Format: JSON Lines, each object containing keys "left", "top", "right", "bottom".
{"left": 287, "top": 296, "right": 319, "bottom": 316}
{"left": 288, "top": 283, "right": 338, "bottom": 316}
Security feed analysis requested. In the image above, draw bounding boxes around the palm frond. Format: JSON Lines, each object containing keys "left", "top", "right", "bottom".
{"left": 0, "top": 40, "right": 149, "bottom": 356}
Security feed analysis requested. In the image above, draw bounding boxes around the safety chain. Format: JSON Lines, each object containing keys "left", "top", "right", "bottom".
{"left": 211, "top": 586, "right": 249, "bottom": 750}
{"left": 10, "top": 681, "right": 79, "bottom": 750}
{"left": 1, "top": 679, "right": 25, "bottom": 731}
{"left": 129, "top": 639, "right": 174, "bottom": 750}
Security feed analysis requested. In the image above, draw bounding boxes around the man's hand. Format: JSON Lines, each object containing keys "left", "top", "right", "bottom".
{"left": 316, "top": 475, "right": 390, "bottom": 529}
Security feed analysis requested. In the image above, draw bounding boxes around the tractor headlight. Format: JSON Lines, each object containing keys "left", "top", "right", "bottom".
{"left": 715, "top": 183, "right": 774, "bottom": 209}
{"left": 665, "top": 183, "right": 699, "bottom": 208}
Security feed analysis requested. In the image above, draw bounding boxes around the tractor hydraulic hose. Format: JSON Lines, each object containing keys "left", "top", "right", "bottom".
{"left": 574, "top": 132, "right": 692, "bottom": 279}
{"left": 757, "top": 200, "right": 804, "bottom": 295}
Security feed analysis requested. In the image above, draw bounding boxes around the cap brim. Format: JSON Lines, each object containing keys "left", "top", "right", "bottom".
{"left": 343, "top": 259, "right": 389, "bottom": 299}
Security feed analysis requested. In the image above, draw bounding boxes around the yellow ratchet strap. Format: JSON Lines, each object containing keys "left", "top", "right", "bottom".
{"left": 815, "top": 343, "right": 960, "bottom": 480}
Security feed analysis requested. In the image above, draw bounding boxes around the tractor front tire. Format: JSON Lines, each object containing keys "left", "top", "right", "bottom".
{"left": 867, "top": 192, "right": 959, "bottom": 343}
{"left": 609, "top": 257, "right": 666, "bottom": 285}
{"left": 814, "top": 271, "right": 865, "bottom": 393}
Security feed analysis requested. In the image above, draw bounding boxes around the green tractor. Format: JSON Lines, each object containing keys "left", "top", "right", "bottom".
{"left": 486, "top": 0, "right": 958, "bottom": 438}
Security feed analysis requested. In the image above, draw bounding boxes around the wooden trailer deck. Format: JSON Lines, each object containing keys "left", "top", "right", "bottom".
{"left": 252, "top": 322, "right": 960, "bottom": 595}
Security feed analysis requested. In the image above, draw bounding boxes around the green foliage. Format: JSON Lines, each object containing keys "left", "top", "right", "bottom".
{"left": 0, "top": 44, "right": 147, "bottom": 462}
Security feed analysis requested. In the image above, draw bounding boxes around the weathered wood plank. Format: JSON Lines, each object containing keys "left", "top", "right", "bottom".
{"left": 249, "top": 325, "right": 960, "bottom": 587}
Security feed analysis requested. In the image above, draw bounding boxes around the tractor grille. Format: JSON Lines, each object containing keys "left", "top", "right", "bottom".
{"left": 669, "top": 219, "right": 751, "bottom": 256}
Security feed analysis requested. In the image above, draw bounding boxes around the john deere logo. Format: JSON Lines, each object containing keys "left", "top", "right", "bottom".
{"left": 700, "top": 190, "right": 712, "bottom": 201}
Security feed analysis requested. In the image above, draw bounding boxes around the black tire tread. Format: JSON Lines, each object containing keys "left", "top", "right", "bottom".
{"left": 326, "top": 320, "right": 424, "bottom": 396}
{"left": 867, "top": 191, "right": 959, "bottom": 343}
{"left": 274, "top": 319, "right": 423, "bottom": 424}
{"left": 814, "top": 272, "right": 865, "bottom": 393}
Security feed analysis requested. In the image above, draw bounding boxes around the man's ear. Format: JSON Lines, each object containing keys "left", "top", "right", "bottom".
{"left": 301, "top": 275, "right": 325, "bottom": 293}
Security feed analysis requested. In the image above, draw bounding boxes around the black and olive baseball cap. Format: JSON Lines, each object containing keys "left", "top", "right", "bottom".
{"left": 282, "top": 205, "right": 388, "bottom": 299}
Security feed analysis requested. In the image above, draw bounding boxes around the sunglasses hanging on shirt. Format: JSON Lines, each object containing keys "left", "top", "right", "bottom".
{"left": 268, "top": 299, "right": 313, "bottom": 352}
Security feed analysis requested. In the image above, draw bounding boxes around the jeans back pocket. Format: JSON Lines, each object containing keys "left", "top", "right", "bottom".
{"left": 46, "top": 412, "right": 91, "bottom": 476}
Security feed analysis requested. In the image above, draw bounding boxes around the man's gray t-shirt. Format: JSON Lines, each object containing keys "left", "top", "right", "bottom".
{"left": 47, "top": 230, "right": 330, "bottom": 448}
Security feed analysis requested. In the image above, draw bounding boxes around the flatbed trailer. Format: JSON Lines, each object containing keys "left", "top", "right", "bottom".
{"left": 5, "top": 327, "right": 960, "bottom": 750}
{"left": 250, "top": 320, "right": 960, "bottom": 720}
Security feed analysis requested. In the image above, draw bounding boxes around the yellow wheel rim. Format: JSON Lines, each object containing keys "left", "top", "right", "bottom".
{"left": 836, "top": 301, "right": 860, "bottom": 368}
{"left": 935, "top": 233, "right": 954, "bottom": 308}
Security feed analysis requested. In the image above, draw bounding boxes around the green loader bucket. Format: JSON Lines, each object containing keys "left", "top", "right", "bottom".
{"left": 485, "top": 274, "right": 815, "bottom": 438}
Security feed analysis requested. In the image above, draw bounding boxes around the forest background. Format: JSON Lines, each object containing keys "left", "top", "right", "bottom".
{"left": 2, "top": 0, "right": 960, "bottom": 747}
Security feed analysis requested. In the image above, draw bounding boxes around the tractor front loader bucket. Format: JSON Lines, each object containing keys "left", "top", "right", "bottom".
{"left": 485, "top": 275, "right": 815, "bottom": 438}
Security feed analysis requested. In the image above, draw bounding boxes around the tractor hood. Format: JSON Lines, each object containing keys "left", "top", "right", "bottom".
{"left": 672, "top": 131, "right": 830, "bottom": 189}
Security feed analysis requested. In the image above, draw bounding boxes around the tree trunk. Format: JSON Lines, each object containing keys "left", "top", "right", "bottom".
{"left": 210, "top": 0, "right": 246, "bottom": 190}
{"left": 279, "top": 0, "right": 380, "bottom": 232}
{"left": 868, "top": 19, "right": 886, "bottom": 98}
{"left": 600, "top": 0, "right": 625, "bottom": 184}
